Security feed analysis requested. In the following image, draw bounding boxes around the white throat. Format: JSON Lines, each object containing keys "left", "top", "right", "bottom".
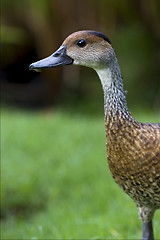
{"left": 96, "top": 68, "right": 112, "bottom": 89}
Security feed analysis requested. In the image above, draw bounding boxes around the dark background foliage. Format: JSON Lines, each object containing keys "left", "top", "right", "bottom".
{"left": 1, "top": 0, "right": 160, "bottom": 111}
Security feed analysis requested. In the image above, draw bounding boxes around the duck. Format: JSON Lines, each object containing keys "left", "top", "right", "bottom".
{"left": 29, "top": 30, "right": 160, "bottom": 240}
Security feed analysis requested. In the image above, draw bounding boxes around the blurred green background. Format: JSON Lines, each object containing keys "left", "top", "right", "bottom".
{"left": 1, "top": 0, "right": 160, "bottom": 239}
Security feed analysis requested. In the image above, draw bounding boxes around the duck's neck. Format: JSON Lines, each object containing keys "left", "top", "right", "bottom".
{"left": 95, "top": 59, "right": 134, "bottom": 123}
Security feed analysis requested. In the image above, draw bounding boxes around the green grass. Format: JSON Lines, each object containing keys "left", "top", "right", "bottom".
{"left": 1, "top": 106, "right": 160, "bottom": 239}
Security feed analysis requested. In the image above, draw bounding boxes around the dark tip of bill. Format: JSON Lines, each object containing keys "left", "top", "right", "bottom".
{"left": 29, "top": 63, "right": 34, "bottom": 70}
{"left": 29, "top": 64, "right": 41, "bottom": 72}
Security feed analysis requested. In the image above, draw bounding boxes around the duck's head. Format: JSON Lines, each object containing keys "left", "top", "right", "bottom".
{"left": 29, "top": 30, "right": 113, "bottom": 71}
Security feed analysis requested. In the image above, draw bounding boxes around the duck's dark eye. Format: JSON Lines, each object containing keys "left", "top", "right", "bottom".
{"left": 76, "top": 39, "right": 87, "bottom": 48}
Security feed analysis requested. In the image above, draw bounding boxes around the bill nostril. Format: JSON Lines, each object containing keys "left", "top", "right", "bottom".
{"left": 53, "top": 52, "right": 60, "bottom": 57}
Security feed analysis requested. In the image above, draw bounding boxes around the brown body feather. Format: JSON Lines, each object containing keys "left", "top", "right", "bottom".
{"left": 106, "top": 115, "right": 160, "bottom": 221}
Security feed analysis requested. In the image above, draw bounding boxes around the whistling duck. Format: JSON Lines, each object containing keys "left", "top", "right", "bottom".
{"left": 29, "top": 30, "right": 160, "bottom": 240}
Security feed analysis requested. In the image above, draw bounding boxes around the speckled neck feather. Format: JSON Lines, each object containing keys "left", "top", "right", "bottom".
{"left": 96, "top": 58, "right": 133, "bottom": 122}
